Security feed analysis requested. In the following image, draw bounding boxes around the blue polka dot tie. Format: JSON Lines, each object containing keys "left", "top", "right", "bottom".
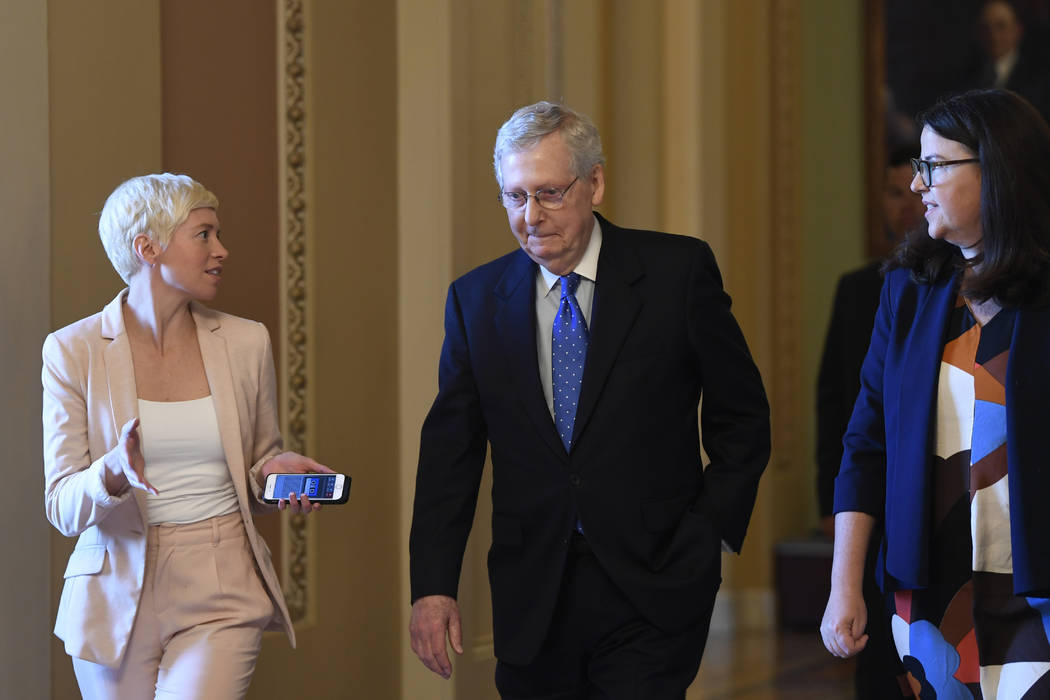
{"left": 552, "top": 273, "right": 589, "bottom": 451}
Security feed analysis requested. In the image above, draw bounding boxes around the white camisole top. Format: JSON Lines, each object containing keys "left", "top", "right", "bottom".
{"left": 136, "top": 396, "right": 240, "bottom": 525}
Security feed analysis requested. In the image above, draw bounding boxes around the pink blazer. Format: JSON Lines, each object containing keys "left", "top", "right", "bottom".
{"left": 42, "top": 290, "right": 295, "bottom": 667}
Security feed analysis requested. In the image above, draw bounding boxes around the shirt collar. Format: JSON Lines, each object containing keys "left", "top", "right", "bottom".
{"left": 538, "top": 216, "right": 602, "bottom": 292}
{"left": 994, "top": 49, "right": 1019, "bottom": 87}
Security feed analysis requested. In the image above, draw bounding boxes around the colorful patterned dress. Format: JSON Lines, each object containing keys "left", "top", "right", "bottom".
{"left": 889, "top": 296, "right": 1050, "bottom": 699}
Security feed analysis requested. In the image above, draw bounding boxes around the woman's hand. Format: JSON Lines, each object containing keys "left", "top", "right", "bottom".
{"left": 820, "top": 586, "right": 869, "bottom": 658}
{"left": 820, "top": 511, "right": 876, "bottom": 658}
{"left": 259, "top": 451, "right": 335, "bottom": 515}
{"left": 103, "top": 417, "right": 158, "bottom": 496}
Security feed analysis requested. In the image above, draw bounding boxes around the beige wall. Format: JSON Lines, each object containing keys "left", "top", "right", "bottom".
{"left": 159, "top": 0, "right": 285, "bottom": 584}
{"left": 21, "top": 0, "right": 866, "bottom": 697}
{"left": 397, "top": 1, "right": 462, "bottom": 695}
{"left": 0, "top": 0, "right": 52, "bottom": 695}
{"left": 48, "top": 0, "right": 163, "bottom": 330}
{"left": 801, "top": 0, "right": 868, "bottom": 500}
{"left": 160, "top": 0, "right": 281, "bottom": 338}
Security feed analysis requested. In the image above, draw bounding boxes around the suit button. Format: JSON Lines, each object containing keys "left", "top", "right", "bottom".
{"left": 569, "top": 473, "right": 581, "bottom": 487}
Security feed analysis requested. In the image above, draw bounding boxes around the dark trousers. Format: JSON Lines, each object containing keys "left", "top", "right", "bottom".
{"left": 495, "top": 534, "right": 714, "bottom": 700}
{"left": 857, "top": 538, "right": 907, "bottom": 700}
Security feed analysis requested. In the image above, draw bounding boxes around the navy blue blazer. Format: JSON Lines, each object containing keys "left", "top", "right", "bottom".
{"left": 834, "top": 266, "right": 1050, "bottom": 597}
{"left": 410, "top": 214, "right": 770, "bottom": 664}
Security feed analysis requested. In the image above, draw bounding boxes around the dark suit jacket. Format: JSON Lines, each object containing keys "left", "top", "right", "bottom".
{"left": 834, "top": 267, "right": 1050, "bottom": 597}
{"left": 816, "top": 262, "right": 884, "bottom": 517}
{"left": 409, "top": 213, "right": 770, "bottom": 665}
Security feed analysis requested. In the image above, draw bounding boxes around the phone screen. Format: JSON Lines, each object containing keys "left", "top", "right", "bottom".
{"left": 271, "top": 473, "right": 340, "bottom": 500}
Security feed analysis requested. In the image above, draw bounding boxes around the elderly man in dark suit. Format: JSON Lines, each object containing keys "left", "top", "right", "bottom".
{"left": 408, "top": 101, "right": 770, "bottom": 699}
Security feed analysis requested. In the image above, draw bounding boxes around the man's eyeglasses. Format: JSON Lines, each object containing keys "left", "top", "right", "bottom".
{"left": 499, "top": 177, "right": 579, "bottom": 210}
{"left": 910, "top": 157, "right": 979, "bottom": 187}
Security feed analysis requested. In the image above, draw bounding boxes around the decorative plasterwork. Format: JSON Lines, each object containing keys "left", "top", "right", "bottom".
{"left": 279, "top": 0, "right": 308, "bottom": 622}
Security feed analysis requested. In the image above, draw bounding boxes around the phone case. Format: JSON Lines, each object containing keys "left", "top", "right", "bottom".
{"left": 262, "top": 473, "right": 351, "bottom": 504}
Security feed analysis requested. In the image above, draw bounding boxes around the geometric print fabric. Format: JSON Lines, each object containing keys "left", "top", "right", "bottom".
{"left": 890, "top": 297, "right": 1050, "bottom": 698}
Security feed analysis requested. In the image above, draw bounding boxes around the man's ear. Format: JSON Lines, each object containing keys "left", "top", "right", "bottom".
{"left": 133, "top": 234, "right": 158, "bottom": 267}
{"left": 590, "top": 164, "right": 606, "bottom": 207}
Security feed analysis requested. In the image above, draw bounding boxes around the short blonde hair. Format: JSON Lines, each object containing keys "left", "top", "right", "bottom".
{"left": 98, "top": 173, "right": 218, "bottom": 283}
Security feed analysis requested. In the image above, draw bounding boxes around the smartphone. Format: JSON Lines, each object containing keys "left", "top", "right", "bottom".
{"left": 263, "top": 473, "right": 351, "bottom": 504}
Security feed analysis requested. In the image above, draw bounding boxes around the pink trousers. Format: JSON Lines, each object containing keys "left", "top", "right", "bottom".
{"left": 72, "top": 511, "right": 275, "bottom": 699}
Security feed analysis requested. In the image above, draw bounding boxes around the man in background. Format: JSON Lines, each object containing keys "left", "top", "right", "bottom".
{"left": 970, "top": 0, "right": 1050, "bottom": 121}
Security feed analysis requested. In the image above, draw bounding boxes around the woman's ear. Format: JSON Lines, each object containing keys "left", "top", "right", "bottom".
{"left": 133, "top": 234, "right": 157, "bottom": 267}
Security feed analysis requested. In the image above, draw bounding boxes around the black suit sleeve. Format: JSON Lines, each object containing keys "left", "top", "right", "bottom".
{"left": 408, "top": 282, "right": 488, "bottom": 603}
{"left": 816, "top": 274, "right": 852, "bottom": 518}
{"left": 688, "top": 242, "right": 771, "bottom": 554}
{"left": 816, "top": 266, "right": 885, "bottom": 518}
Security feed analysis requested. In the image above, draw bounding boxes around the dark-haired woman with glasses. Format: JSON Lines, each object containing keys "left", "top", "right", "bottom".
{"left": 821, "top": 89, "right": 1050, "bottom": 698}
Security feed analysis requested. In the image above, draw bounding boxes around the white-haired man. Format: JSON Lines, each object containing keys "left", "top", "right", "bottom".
{"left": 409, "top": 102, "right": 770, "bottom": 698}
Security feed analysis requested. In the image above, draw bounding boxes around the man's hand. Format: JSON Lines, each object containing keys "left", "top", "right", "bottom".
{"left": 409, "top": 594, "right": 463, "bottom": 679}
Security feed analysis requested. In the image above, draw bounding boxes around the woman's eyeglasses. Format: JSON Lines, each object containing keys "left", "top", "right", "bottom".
{"left": 910, "top": 157, "right": 979, "bottom": 187}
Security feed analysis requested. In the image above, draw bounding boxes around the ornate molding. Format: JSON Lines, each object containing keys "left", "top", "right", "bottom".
{"left": 279, "top": 0, "right": 308, "bottom": 622}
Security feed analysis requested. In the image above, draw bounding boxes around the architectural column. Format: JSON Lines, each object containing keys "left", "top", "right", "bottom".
{"left": 398, "top": 0, "right": 456, "bottom": 696}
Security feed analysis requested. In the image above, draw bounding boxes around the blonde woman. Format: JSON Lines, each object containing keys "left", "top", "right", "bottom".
{"left": 44, "top": 173, "right": 330, "bottom": 698}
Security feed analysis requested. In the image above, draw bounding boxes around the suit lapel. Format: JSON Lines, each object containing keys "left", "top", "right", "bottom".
{"left": 572, "top": 220, "right": 643, "bottom": 448}
{"left": 192, "top": 305, "right": 251, "bottom": 509}
{"left": 100, "top": 291, "right": 137, "bottom": 435}
{"left": 99, "top": 290, "right": 150, "bottom": 526}
{"left": 102, "top": 328, "right": 139, "bottom": 445}
{"left": 493, "top": 252, "right": 566, "bottom": 459}
{"left": 895, "top": 273, "right": 958, "bottom": 458}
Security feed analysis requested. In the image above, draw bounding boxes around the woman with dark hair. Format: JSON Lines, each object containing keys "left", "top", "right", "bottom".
{"left": 821, "top": 89, "right": 1050, "bottom": 698}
